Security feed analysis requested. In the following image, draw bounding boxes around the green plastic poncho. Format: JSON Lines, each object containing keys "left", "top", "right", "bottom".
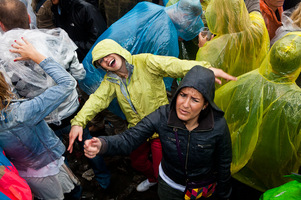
{"left": 215, "top": 32, "right": 301, "bottom": 192}
{"left": 260, "top": 174, "right": 301, "bottom": 200}
{"left": 196, "top": 0, "right": 269, "bottom": 86}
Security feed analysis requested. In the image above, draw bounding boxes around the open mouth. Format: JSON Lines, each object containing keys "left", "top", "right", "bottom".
{"left": 109, "top": 59, "right": 115, "bottom": 67}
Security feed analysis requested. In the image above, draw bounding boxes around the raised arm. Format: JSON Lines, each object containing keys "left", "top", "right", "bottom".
{"left": 144, "top": 54, "right": 237, "bottom": 85}
{"left": 10, "top": 37, "right": 76, "bottom": 124}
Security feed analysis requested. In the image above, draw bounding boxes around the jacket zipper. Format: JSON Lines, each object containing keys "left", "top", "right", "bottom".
{"left": 185, "top": 131, "right": 191, "bottom": 183}
{"left": 108, "top": 76, "right": 137, "bottom": 114}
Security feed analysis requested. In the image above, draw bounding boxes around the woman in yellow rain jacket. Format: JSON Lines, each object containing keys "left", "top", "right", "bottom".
{"left": 196, "top": 0, "right": 270, "bottom": 86}
{"left": 215, "top": 32, "right": 301, "bottom": 192}
{"left": 68, "top": 39, "right": 235, "bottom": 191}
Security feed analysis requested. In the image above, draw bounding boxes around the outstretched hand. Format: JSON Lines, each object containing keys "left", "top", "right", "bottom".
{"left": 208, "top": 67, "right": 237, "bottom": 85}
{"left": 10, "top": 37, "right": 46, "bottom": 64}
{"left": 84, "top": 137, "right": 102, "bottom": 159}
{"left": 68, "top": 125, "right": 84, "bottom": 153}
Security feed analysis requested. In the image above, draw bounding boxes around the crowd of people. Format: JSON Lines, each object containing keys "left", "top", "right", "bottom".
{"left": 0, "top": 0, "right": 300, "bottom": 199}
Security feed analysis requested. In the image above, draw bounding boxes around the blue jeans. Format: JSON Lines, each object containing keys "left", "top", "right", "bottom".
{"left": 54, "top": 125, "right": 111, "bottom": 189}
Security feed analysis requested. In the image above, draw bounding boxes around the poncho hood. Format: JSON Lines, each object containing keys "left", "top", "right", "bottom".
{"left": 259, "top": 32, "right": 301, "bottom": 83}
{"left": 164, "top": 0, "right": 204, "bottom": 41}
{"left": 170, "top": 65, "right": 222, "bottom": 113}
{"left": 206, "top": 0, "right": 250, "bottom": 35}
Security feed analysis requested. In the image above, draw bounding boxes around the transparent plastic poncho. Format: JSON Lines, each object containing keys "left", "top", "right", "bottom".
{"left": 215, "top": 32, "right": 301, "bottom": 192}
{"left": 196, "top": 0, "right": 270, "bottom": 87}
{"left": 271, "top": 8, "right": 301, "bottom": 46}
{"left": 0, "top": 28, "right": 80, "bottom": 124}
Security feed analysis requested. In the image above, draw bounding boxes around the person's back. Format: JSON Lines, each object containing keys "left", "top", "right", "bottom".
{"left": 0, "top": 0, "right": 85, "bottom": 125}
{"left": 215, "top": 32, "right": 301, "bottom": 192}
{"left": 0, "top": 28, "right": 85, "bottom": 125}
{"left": 196, "top": 0, "right": 269, "bottom": 87}
{"left": 51, "top": 0, "right": 107, "bottom": 62}
{"left": 32, "top": 0, "right": 56, "bottom": 29}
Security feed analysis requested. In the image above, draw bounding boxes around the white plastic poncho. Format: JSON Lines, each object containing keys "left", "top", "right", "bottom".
{"left": 0, "top": 28, "right": 85, "bottom": 124}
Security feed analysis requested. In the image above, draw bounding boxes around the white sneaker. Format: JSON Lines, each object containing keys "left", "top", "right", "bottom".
{"left": 136, "top": 179, "right": 157, "bottom": 192}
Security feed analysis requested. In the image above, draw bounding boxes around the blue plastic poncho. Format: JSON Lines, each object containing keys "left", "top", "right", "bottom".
{"left": 79, "top": 0, "right": 204, "bottom": 95}
{"left": 78, "top": 0, "right": 204, "bottom": 118}
{"left": 215, "top": 32, "right": 301, "bottom": 192}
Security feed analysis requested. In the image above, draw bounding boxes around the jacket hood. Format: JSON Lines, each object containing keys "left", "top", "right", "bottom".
{"left": 170, "top": 65, "right": 222, "bottom": 113}
{"left": 92, "top": 39, "right": 133, "bottom": 68}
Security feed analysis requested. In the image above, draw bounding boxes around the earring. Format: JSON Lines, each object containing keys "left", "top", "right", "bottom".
{"left": 202, "top": 107, "right": 206, "bottom": 110}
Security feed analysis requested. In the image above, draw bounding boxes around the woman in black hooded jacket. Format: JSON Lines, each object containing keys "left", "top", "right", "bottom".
{"left": 83, "top": 65, "right": 232, "bottom": 200}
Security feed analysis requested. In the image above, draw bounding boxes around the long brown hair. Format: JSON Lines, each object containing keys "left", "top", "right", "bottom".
{"left": 0, "top": 72, "right": 14, "bottom": 110}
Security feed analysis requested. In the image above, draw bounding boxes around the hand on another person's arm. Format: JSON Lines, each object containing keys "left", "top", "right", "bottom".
{"left": 208, "top": 67, "right": 237, "bottom": 84}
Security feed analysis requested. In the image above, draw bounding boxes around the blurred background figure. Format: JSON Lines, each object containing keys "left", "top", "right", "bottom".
{"left": 260, "top": 0, "right": 285, "bottom": 40}
{"left": 51, "top": 0, "right": 107, "bottom": 62}
{"left": 32, "top": 0, "right": 56, "bottom": 29}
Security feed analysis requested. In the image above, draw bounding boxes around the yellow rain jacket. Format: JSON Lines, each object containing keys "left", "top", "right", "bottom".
{"left": 196, "top": 0, "right": 270, "bottom": 86}
{"left": 71, "top": 39, "right": 211, "bottom": 139}
{"left": 215, "top": 32, "right": 301, "bottom": 191}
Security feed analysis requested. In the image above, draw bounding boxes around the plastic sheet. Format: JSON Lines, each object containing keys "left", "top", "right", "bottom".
{"left": 0, "top": 28, "right": 81, "bottom": 124}
{"left": 196, "top": 0, "right": 270, "bottom": 87}
{"left": 215, "top": 32, "right": 301, "bottom": 192}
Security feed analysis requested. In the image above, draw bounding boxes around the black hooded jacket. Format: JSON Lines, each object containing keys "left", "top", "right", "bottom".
{"left": 99, "top": 66, "right": 232, "bottom": 199}
{"left": 51, "top": 0, "right": 107, "bottom": 62}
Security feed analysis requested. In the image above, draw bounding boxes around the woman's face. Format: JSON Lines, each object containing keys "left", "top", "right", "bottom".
{"left": 176, "top": 87, "right": 207, "bottom": 125}
{"left": 97, "top": 53, "right": 124, "bottom": 72}
{"left": 51, "top": 0, "right": 60, "bottom": 5}
{"left": 264, "top": 0, "right": 285, "bottom": 11}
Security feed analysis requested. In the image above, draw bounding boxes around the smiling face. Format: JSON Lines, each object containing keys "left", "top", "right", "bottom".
{"left": 97, "top": 53, "right": 125, "bottom": 72}
{"left": 176, "top": 87, "right": 208, "bottom": 129}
